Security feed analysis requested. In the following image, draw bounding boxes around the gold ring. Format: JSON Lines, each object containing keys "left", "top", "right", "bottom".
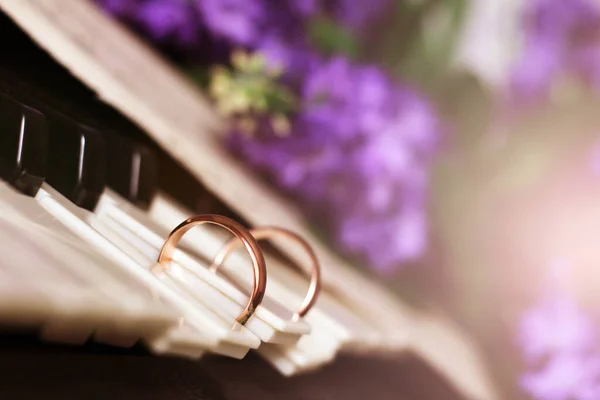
{"left": 157, "top": 214, "right": 267, "bottom": 325}
{"left": 210, "top": 227, "right": 320, "bottom": 319}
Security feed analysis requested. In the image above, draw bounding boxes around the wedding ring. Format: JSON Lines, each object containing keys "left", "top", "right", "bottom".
{"left": 210, "top": 227, "right": 320, "bottom": 319}
{"left": 158, "top": 214, "right": 267, "bottom": 325}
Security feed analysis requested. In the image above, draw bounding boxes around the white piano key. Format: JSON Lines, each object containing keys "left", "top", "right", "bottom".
{"left": 34, "top": 183, "right": 260, "bottom": 358}
{"left": 148, "top": 323, "right": 207, "bottom": 359}
{"left": 0, "top": 181, "right": 78, "bottom": 238}
{"left": 0, "top": 271, "right": 67, "bottom": 329}
{"left": 249, "top": 254, "right": 385, "bottom": 351}
{"left": 0, "top": 182, "right": 181, "bottom": 345}
{"left": 241, "top": 240, "right": 411, "bottom": 351}
{"left": 257, "top": 331, "right": 341, "bottom": 376}
{"left": 224, "top": 250, "right": 383, "bottom": 346}
{"left": 0, "top": 216, "right": 147, "bottom": 344}
{"left": 205, "top": 247, "right": 351, "bottom": 372}
{"left": 95, "top": 189, "right": 311, "bottom": 344}
{"left": 223, "top": 261, "right": 365, "bottom": 372}
{"left": 151, "top": 273, "right": 255, "bottom": 359}
{"left": 33, "top": 230, "right": 177, "bottom": 347}
{"left": 0, "top": 257, "right": 115, "bottom": 347}
{"left": 39, "top": 289, "right": 129, "bottom": 345}
{"left": 162, "top": 260, "right": 309, "bottom": 345}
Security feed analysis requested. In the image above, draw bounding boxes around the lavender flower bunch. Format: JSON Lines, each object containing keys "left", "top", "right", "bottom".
{"left": 518, "top": 297, "right": 600, "bottom": 400}
{"left": 511, "top": 0, "right": 600, "bottom": 103}
{"left": 517, "top": 264, "right": 600, "bottom": 400}
{"left": 229, "top": 57, "right": 442, "bottom": 273}
{"left": 96, "top": 0, "right": 444, "bottom": 274}
{"left": 95, "top": 0, "right": 390, "bottom": 52}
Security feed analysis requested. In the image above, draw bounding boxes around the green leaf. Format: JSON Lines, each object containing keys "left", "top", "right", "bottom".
{"left": 308, "top": 16, "right": 359, "bottom": 59}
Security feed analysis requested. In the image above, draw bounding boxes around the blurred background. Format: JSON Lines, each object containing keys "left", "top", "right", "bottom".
{"left": 95, "top": 0, "right": 600, "bottom": 398}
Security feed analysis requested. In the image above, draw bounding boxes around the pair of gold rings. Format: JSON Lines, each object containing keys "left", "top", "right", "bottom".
{"left": 156, "top": 214, "right": 320, "bottom": 325}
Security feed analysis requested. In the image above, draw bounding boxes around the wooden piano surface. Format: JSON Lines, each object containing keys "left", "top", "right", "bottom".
{"left": 0, "top": 333, "right": 465, "bottom": 400}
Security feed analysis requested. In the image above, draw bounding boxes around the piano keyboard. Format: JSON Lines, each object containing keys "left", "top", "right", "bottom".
{"left": 0, "top": 3, "right": 500, "bottom": 399}
{"left": 0, "top": 21, "right": 414, "bottom": 377}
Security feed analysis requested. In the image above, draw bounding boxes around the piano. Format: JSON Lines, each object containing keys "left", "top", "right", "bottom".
{"left": 0, "top": 2, "right": 499, "bottom": 399}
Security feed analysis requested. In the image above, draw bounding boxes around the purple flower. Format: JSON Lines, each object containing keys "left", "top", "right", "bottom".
{"left": 521, "top": 352, "right": 600, "bottom": 400}
{"left": 338, "top": 203, "right": 428, "bottom": 272}
{"left": 518, "top": 297, "right": 596, "bottom": 363}
{"left": 94, "top": 0, "right": 140, "bottom": 18}
{"left": 572, "top": 46, "right": 600, "bottom": 89}
{"left": 511, "top": 35, "right": 562, "bottom": 102}
{"left": 517, "top": 264, "right": 600, "bottom": 400}
{"left": 290, "top": 0, "right": 320, "bottom": 17}
{"left": 196, "top": 0, "right": 265, "bottom": 45}
{"left": 511, "top": 0, "right": 600, "bottom": 102}
{"left": 136, "top": 0, "right": 201, "bottom": 46}
{"left": 330, "top": 0, "right": 392, "bottom": 32}
{"left": 525, "top": 0, "right": 598, "bottom": 37}
{"left": 93, "top": 0, "right": 203, "bottom": 48}
{"left": 256, "top": 35, "right": 318, "bottom": 80}
{"left": 302, "top": 57, "right": 366, "bottom": 139}
{"left": 230, "top": 57, "right": 442, "bottom": 273}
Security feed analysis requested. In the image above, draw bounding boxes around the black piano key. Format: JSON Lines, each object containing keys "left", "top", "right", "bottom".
{"left": 104, "top": 131, "right": 157, "bottom": 210}
{"left": 45, "top": 114, "right": 106, "bottom": 211}
{"left": 0, "top": 93, "right": 47, "bottom": 196}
